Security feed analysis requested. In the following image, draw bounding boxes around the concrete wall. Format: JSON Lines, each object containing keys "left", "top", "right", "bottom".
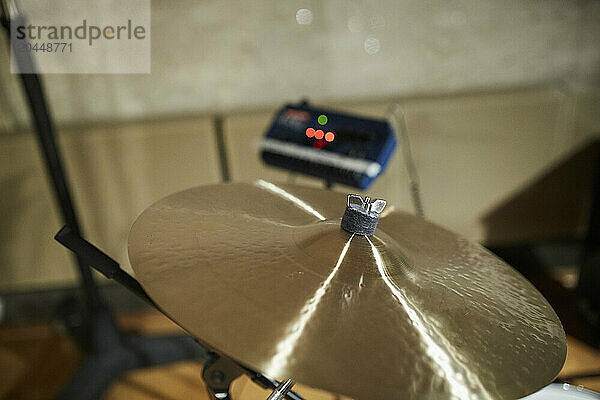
{"left": 1, "top": 0, "right": 599, "bottom": 132}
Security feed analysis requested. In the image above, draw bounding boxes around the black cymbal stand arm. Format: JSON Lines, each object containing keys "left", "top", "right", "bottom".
{"left": 54, "top": 226, "right": 154, "bottom": 307}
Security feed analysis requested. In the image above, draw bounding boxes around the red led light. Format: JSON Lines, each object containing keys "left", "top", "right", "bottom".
{"left": 315, "top": 129, "right": 324, "bottom": 140}
{"left": 313, "top": 140, "right": 326, "bottom": 149}
{"left": 305, "top": 127, "right": 315, "bottom": 138}
{"left": 325, "top": 131, "right": 335, "bottom": 142}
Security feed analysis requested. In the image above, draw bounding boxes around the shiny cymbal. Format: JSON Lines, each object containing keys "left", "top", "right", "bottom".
{"left": 128, "top": 181, "right": 566, "bottom": 400}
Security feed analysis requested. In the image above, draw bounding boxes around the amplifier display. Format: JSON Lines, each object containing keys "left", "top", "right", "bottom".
{"left": 261, "top": 102, "right": 397, "bottom": 189}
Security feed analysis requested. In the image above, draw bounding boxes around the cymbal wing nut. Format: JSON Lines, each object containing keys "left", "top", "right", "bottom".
{"left": 341, "top": 203, "right": 380, "bottom": 235}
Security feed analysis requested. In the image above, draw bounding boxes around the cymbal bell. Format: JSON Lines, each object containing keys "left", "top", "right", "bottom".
{"left": 128, "top": 181, "right": 566, "bottom": 400}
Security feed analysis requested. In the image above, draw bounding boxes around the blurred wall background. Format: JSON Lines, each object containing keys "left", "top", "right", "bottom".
{"left": 0, "top": 0, "right": 599, "bottom": 290}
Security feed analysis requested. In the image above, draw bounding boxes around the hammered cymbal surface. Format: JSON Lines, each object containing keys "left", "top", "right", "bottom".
{"left": 128, "top": 181, "right": 566, "bottom": 400}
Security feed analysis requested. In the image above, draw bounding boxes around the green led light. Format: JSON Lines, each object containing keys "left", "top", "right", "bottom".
{"left": 317, "top": 114, "right": 328, "bottom": 125}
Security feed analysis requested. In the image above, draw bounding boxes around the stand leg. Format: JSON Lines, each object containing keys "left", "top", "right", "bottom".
{"left": 57, "top": 348, "right": 136, "bottom": 400}
{"left": 59, "top": 334, "right": 206, "bottom": 400}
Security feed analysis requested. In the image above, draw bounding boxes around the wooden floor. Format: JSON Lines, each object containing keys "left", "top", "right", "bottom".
{"left": 1, "top": 310, "right": 599, "bottom": 400}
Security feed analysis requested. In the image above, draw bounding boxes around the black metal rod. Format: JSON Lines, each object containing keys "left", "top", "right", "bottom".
{"left": 213, "top": 116, "right": 231, "bottom": 182}
{"left": 55, "top": 226, "right": 155, "bottom": 307}
{"left": 250, "top": 374, "right": 303, "bottom": 400}
{"left": 1, "top": 11, "right": 101, "bottom": 308}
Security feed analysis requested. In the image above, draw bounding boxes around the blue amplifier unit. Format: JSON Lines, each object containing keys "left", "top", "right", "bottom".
{"left": 261, "top": 102, "right": 397, "bottom": 189}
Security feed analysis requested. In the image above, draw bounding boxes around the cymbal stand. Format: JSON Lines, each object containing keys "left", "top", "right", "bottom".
{"left": 0, "top": 4, "right": 210, "bottom": 398}
{"left": 55, "top": 226, "right": 303, "bottom": 400}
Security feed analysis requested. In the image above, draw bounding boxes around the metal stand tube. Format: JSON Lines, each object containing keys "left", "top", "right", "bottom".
{"left": 267, "top": 379, "right": 296, "bottom": 400}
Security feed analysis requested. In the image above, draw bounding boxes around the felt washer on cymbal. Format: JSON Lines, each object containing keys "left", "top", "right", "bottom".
{"left": 341, "top": 194, "right": 386, "bottom": 236}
